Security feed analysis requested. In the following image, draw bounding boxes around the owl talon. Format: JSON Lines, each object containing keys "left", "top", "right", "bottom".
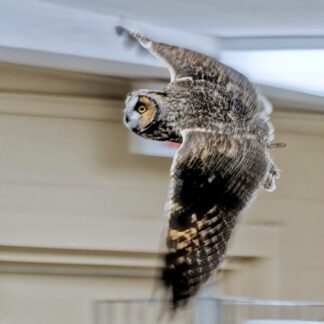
{"left": 263, "top": 163, "right": 280, "bottom": 192}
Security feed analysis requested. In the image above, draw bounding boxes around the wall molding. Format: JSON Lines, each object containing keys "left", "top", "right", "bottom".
{"left": 0, "top": 245, "right": 160, "bottom": 278}
{"left": 0, "top": 92, "right": 123, "bottom": 122}
{"left": 0, "top": 62, "right": 132, "bottom": 99}
{"left": 272, "top": 111, "right": 324, "bottom": 135}
{"left": 1, "top": 62, "right": 324, "bottom": 135}
{"left": 0, "top": 245, "right": 257, "bottom": 278}
{"left": 1, "top": 91, "right": 324, "bottom": 135}
{"left": 0, "top": 223, "right": 279, "bottom": 277}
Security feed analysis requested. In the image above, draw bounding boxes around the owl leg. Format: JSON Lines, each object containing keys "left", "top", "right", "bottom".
{"left": 263, "top": 162, "right": 280, "bottom": 192}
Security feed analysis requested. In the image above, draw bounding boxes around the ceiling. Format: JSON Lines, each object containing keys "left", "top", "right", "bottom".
{"left": 1, "top": 0, "right": 324, "bottom": 104}
{"left": 38, "top": 0, "right": 324, "bottom": 37}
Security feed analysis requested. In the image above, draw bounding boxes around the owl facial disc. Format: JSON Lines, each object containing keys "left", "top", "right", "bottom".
{"left": 124, "top": 94, "right": 158, "bottom": 134}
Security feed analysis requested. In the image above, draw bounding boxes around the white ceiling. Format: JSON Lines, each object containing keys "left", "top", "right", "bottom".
{"left": 38, "top": 0, "right": 324, "bottom": 37}
{"left": 1, "top": 0, "right": 324, "bottom": 103}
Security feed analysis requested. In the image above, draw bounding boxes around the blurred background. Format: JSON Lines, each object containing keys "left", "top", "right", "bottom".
{"left": 0, "top": 0, "right": 324, "bottom": 323}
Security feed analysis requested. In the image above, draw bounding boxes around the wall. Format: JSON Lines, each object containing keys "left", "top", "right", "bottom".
{"left": 0, "top": 63, "right": 323, "bottom": 324}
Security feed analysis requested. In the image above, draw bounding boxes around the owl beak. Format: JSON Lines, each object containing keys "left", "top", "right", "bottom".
{"left": 123, "top": 111, "right": 139, "bottom": 132}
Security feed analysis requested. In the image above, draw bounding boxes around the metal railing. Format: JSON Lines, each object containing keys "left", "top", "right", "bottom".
{"left": 94, "top": 298, "right": 324, "bottom": 324}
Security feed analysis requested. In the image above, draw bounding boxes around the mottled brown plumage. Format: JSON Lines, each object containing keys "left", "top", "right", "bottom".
{"left": 119, "top": 26, "right": 284, "bottom": 309}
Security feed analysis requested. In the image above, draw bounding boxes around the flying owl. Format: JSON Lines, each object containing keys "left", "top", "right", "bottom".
{"left": 118, "top": 27, "right": 284, "bottom": 309}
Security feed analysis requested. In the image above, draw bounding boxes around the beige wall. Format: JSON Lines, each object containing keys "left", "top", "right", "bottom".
{"left": 234, "top": 120, "right": 324, "bottom": 301}
{"left": 0, "top": 63, "right": 323, "bottom": 324}
{"left": 0, "top": 274, "right": 155, "bottom": 324}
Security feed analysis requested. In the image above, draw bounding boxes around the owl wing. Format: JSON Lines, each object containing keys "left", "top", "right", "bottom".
{"left": 116, "top": 26, "right": 250, "bottom": 86}
{"left": 162, "top": 129, "right": 268, "bottom": 309}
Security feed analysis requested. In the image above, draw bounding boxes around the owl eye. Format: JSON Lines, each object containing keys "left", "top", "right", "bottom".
{"left": 137, "top": 105, "right": 147, "bottom": 114}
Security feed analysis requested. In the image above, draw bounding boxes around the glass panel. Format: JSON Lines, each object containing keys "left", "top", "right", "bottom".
{"left": 94, "top": 298, "right": 324, "bottom": 324}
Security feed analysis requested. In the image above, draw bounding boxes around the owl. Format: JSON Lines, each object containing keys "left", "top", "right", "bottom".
{"left": 118, "top": 26, "right": 284, "bottom": 309}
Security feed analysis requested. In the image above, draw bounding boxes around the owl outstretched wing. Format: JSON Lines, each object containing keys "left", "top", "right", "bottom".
{"left": 116, "top": 26, "right": 252, "bottom": 87}
{"left": 163, "top": 129, "right": 268, "bottom": 308}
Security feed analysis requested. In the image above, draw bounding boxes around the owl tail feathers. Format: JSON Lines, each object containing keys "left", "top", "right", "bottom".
{"left": 161, "top": 259, "right": 195, "bottom": 311}
{"left": 263, "top": 163, "right": 281, "bottom": 192}
{"left": 263, "top": 142, "right": 285, "bottom": 192}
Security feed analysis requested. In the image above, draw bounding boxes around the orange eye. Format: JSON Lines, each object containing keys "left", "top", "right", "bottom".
{"left": 137, "top": 105, "right": 147, "bottom": 114}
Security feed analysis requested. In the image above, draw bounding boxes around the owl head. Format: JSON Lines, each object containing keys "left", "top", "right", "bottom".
{"left": 123, "top": 89, "right": 174, "bottom": 140}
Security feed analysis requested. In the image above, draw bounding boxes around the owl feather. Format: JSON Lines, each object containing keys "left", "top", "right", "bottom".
{"left": 118, "top": 26, "right": 284, "bottom": 310}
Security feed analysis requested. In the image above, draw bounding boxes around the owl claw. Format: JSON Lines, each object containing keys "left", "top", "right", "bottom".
{"left": 263, "top": 163, "right": 280, "bottom": 192}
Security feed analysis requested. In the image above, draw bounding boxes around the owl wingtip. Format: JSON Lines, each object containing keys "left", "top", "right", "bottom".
{"left": 115, "top": 22, "right": 152, "bottom": 49}
{"left": 115, "top": 25, "right": 127, "bottom": 36}
{"left": 114, "top": 17, "right": 136, "bottom": 38}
